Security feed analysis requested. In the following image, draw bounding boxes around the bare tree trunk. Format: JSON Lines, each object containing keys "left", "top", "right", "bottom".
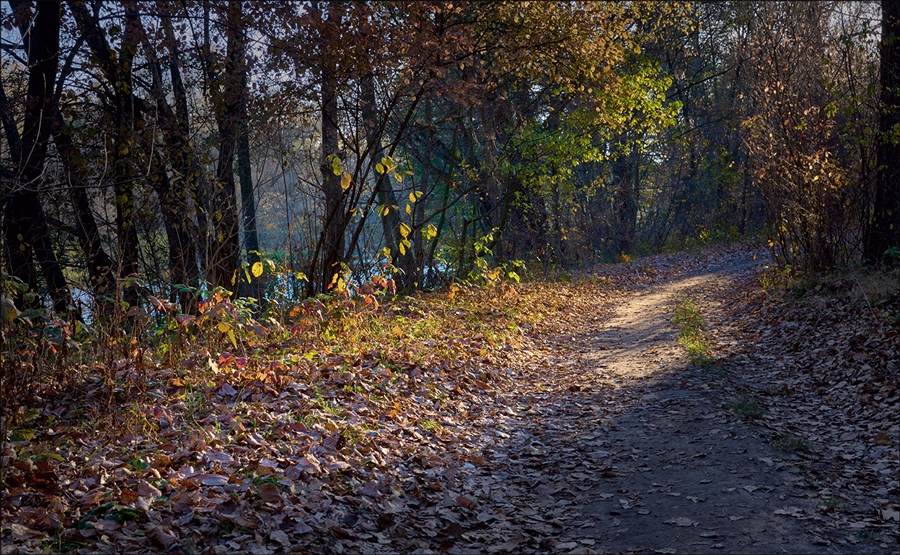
{"left": 208, "top": 1, "right": 243, "bottom": 290}
{"left": 316, "top": 2, "right": 345, "bottom": 294}
{"left": 865, "top": 0, "right": 900, "bottom": 264}
{"left": 360, "top": 67, "right": 400, "bottom": 265}
{"left": 2, "top": 0, "right": 72, "bottom": 314}
{"left": 236, "top": 61, "right": 260, "bottom": 278}
{"left": 138, "top": 5, "right": 201, "bottom": 310}
{"left": 614, "top": 146, "right": 638, "bottom": 255}
{"left": 114, "top": 3, "right": 142, "bottom": 308}
{"left": 52, "top": 113, "right": 116, "bottom": 309}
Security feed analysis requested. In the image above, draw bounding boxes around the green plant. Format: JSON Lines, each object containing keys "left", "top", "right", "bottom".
{"left": 420, "top": 419, "right": 440, "bottom": 433}
{"left": 771, "top": 433, "right": 809, "bottom": 453}
{"left": 855, "top": 529, "right": 878, "bottom": 544}
{"left": 728, "top": 396, "right": 764, "bottom": 419}
{"left": 673, "top": 299, "right": 713, "bottom": 367}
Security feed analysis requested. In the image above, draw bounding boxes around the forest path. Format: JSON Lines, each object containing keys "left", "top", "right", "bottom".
{"left": 416, "top": 252, "right": 889, "bottom": 555}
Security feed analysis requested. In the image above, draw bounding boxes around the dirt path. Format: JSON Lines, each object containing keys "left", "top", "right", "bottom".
{"left": 414, "top": 255, "right": 891, "bottom": 554}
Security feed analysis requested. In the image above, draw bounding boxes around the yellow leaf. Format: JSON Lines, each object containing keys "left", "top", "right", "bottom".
{"left": 392, "top": 325, "right": 403, "bottom": 337}
{"left": 399, "top": 222, "right": 411, "bottom": 239}
{"left": 251, "top": 261, "right": 263, "bottom": 278}
{"left": 398, "top": 241, "right": 406, "bottom": 256}
{"left": 341, "top": 172, "right": 352, "bottom": 190}
{"left": 1, "top": 297, "right": 20, "bottom": 323}
{"left": 217, "top": 322, "right": 231, "bottom": 333}
{"left": 375, "top": 162, "right": 385, "bottom": 175}
{"left": 227, "top": 329, "right": 237, "bottom": 348}
{"left": 405, "top": 204, "right": 412, "bottom": 215}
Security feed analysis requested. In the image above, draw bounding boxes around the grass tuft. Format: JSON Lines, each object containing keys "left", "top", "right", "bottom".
{"left": 673, "top": 299, "right": 713, "bottom": 367}
{"left": 728, "top": 396, "right": 764, "bottom": 419}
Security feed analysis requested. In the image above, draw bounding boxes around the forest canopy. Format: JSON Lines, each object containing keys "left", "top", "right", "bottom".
{"left": 0, "top": 1, "right": 897, "bottom": 318}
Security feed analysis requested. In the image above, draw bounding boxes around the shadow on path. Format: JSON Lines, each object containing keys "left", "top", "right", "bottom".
{"left": 419, "top": 257, "right": 888, "bottom": 554}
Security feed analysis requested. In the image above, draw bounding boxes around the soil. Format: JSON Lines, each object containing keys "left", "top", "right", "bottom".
{"left": 400, "top": 253, "right": 896, "bottom": 555}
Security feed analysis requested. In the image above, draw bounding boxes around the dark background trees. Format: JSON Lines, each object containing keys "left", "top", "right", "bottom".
{"left": 0, "top": 1, "right": 895, "bottom": 319}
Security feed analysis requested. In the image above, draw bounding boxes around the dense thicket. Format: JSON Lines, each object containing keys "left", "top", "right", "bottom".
{"left": 0, "top": 1, "right": 897, "bottom": 318}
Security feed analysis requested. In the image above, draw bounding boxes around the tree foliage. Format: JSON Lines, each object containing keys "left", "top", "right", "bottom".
{"left": 0, "top": 0, "right": 895, "bottom": 319}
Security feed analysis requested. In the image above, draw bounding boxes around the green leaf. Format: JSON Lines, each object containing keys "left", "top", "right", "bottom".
{"left": 23, "top": 409, "right": 40, "bottom": 422}
{"left": 9, "top": 429, "right": 36, "bottom": 441}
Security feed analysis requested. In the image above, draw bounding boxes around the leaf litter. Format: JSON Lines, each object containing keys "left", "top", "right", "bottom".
{"left": 2, "top": 244, "right": 897, "bottom": 553}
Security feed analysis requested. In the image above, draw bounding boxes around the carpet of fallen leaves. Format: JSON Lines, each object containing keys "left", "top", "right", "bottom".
{"left": 0, "top": 248, "right": 704, "bottom": 554}
{"left": 708, "top": 262, "right": 900, "bottom": 546}
{"left": 1, "top": 244, "right": 897, "bottom": 554}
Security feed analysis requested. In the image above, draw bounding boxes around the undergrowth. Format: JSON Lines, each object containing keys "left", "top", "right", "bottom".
{"left": 673, "top": 299, "right": 714, "bottom": 367}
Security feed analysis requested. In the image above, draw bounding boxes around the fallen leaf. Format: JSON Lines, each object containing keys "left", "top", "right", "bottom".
{"left": 137, "top": 480, "right": 162, "bottom": 499}
{"left": 204, "top": 450, "right": 234, "bottom": 464}
{"left": 873, "top": 432, "right": 891, "bottom": 446}
{"left": 488, "top": 536, "right": 524, "bottom": 553}
{"left": 774, "top": 507, "right": 803, "bottom": 517}
{"left": 258, "top": 482, "right": 282, "bottom": 504}
{"left": 94, "top": 519, "right": 121, "bottom": 532}
{"left": 664, "top": 517, "right": 696, "bottom": 527}
{"left": 194, "top": 473, "right": 229, "bottom": 486}
{"left": 269, "top": 530, "right": 291, "bottom": 548}
{"left": 147, "top": 525, "right": 178, "bottom": 550}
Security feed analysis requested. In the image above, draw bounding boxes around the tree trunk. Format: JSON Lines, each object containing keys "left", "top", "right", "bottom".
{"left": 138, "top": 7, "right": 200, "bottom": 310}
{"left": 613, "top": 146, "right": 638, "bottom": 255}
{"left": 209, "top": 1, "right": 244, "bottom": 291}
{"left": 865, "top": 0, "right": 900, "bottom": 265}
{"left": 360, "top": 66, "right": 402, "bottom": 275}
{"left": 316, "top": 2, "right": 345, "bottom": 294}
{"left": 2, "top": 0, "right": 72, "bottom": 314}
{"left": 52, "top": 113, "right": 116, "bottom": 309}
{"left": 114, "top": 4, "right": 142, "bottom": 308}
{"left": 237, "top": 63, "right": 259, "bottom": 270}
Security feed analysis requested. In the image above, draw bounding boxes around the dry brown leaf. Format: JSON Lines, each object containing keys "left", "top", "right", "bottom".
{"left": 487, "top": 536, "right": 524, "bottom": 553}
{"left": 664, "top": 517, "right": 696, "bottom": 527}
